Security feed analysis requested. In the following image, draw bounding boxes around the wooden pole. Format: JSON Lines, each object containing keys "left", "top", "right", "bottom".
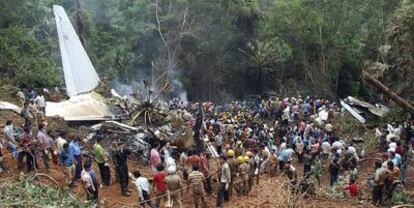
{"left": 361, "top": 70, "right": 414, "bottom": 114}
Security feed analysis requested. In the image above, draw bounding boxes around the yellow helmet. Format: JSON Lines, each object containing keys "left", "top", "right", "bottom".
{"left": 246, "top": 151, "right": 253, "bottom": 157}
{"left": 227, "top": 149, "right": 235, "bottom": 157}
{"left": 243, "top": 155, "right": 250, "bottom": 163}
{"left": 237, "top": 156, "right": 244, "bottom": 163}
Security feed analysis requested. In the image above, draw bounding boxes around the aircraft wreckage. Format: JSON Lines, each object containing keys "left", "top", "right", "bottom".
{"left": 45, "top": 5, "right": 216, "bottom": 158}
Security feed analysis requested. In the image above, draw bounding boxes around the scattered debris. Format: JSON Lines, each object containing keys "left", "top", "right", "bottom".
{"left": 0, "top": 101, "right": 20, "bottom": 113}
{"left": 340, "top": 96, "right": 389, "bottom": 123}
{"left": 46, "top": 92, "right": 124, "bottom": 121}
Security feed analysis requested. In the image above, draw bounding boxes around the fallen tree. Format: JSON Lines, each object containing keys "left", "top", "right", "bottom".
{"left": 362, "top": 70, "right": 414, "bottom": 114}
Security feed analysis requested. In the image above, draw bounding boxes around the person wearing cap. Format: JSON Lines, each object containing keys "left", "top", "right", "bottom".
{"left": 216, "top": 155, "right": 231, "bottom": 208}
{"left": 112, "top": 140, "right": 132, "bottom": 196}
{"left": 188, "top": 164, "right": 208, "bottom": 208}
{"left": 234, "top": 156, "right": 244, "bottom": 195}
{"left": 238, "top": 155, "right": 250, "bottom": 196}
{"left": 226, "top": 149, "right": 238, "bottom": 199}
{"left": 164, "top": 166, "right": 183, "bottom": 208}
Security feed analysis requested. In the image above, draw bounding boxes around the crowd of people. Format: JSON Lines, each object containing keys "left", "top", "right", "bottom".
{"left": 1, "top": 90, "right": 413, "bottom": 207}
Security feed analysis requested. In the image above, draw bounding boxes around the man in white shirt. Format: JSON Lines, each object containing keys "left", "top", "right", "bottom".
{"left": 321, "top": 140, "right": 331, "bottom": 159}
{"left": 347, "top": 145, "right": 360, "bottom": 161}
{"left": 55, "top": 131, "right": 67, "bottom": 154}
{"left": 133, "top": 170, "right": 155, "bottom": 208}
{"left": 161, "top": 142, "right": 177, "bottom": 170}
{"left": 332, "top": 140, "right": 344, "bottom": 150}
{"left": 34, "top": 92, "right": 46, "bottom": 114}
{"left": 81, "top": 161, "right": 98, "bottom": 203}
{"left": 3, "top": 120, "right": 18, "bottom": 158}
{"left": 217, "top": 155, "right": 231, "bottom": 208}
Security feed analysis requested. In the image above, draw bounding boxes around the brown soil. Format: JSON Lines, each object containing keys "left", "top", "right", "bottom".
{"left": 1, "top": 110, "right": 413, "bottom": 208}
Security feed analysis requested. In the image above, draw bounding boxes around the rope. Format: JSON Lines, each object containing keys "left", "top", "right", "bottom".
{"left": 0, "top": 140, "right": 36, "bottom": 158}
{"left": 108, "top": 170, "right": 221, "bottom": 207}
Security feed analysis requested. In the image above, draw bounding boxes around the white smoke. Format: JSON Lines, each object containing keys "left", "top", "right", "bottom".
{"left": 112, "top": 79, "right": 146, "bottom": 99}
{"left": 112, "top": 70, "right": 188, "bottom": 103}
{"left": 171, "top": 70, "right": 188, "bottom": 102}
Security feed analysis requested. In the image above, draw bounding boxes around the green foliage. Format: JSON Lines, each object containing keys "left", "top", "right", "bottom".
{"left": 0, "top": 0, "right": 411, "bottom": 101}
{"left": 0, "top": 180, "right": 92, "bottom": 207}
{"left": 380, "top": 106, "right": 409, "bottom": 125}
{"left": 0, "top": 0, "right": 60, "bottom": 88}
{"left": 384, "top": 0, "right": 414, "bottom": 101}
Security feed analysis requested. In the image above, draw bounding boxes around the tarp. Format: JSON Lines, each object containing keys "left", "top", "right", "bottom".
{"left": 53, "top": 5, "right": 100, "bottom": 96}
{"left": 45, "top": 92, "right": 122, "bottom": 121}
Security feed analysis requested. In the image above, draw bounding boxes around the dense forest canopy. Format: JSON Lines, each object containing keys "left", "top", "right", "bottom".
{"left": 1, "top": 0, "right": 413, "bottom": 102}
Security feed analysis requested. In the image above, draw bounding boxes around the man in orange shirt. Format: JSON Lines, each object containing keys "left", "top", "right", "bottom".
{"left": 385, "top": 161, "right": 401, "bottom": 200}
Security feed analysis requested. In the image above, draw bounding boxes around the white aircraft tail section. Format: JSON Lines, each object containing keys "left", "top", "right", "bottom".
{"left": 53, "top": 5, "right": 100, "bottom": 96}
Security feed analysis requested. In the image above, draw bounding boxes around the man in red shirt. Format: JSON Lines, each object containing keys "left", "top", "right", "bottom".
{"left": 344, "top": 179, "right": 358, "bottom": 197}
{"left": 18, "top": 127, "right": 36, "bottom": 173}
{"left": 153, "top": 164, "right": 167, "bottom": 207}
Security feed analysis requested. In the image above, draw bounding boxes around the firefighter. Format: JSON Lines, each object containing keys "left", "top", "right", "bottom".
{"left": 227, "top": 149, "right": 238, "bottom": 199}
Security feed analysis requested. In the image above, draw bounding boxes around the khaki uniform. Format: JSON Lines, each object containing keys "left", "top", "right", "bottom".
{"left": 238, "top": 163, "right": 250, "bottom": 195}
{"left": 269, "top": 154, "right": 278, "bottom": 177}
{"left": 227, "top": 157, "right": 239, "bottom": 198}
{"left": 164, "top": 174, "right": 184, "bottom": 208}
{"left": 248, "top": 158, "right": 255, "bottom": 192}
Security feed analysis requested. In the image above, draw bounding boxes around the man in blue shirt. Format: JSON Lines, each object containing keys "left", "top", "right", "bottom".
{"left": 278, "top": 149, "right": 288, "bottom": 171}
{"left": 390, "top": 151, "right": 402, "bottom": 168}
{"left": 60, "top": 143, "right": 75, "bottom": 188}
{"left": 69, "top": 136, "right": 83, "bottom": 181}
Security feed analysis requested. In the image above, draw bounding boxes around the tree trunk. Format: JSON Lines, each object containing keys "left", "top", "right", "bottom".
{"left": 362, "top": 71, "right": 414, "bottom": 114}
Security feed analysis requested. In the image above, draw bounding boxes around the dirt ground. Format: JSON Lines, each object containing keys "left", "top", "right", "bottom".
{"left": 1, "top": 110, "right": 413, "bottom": 208}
